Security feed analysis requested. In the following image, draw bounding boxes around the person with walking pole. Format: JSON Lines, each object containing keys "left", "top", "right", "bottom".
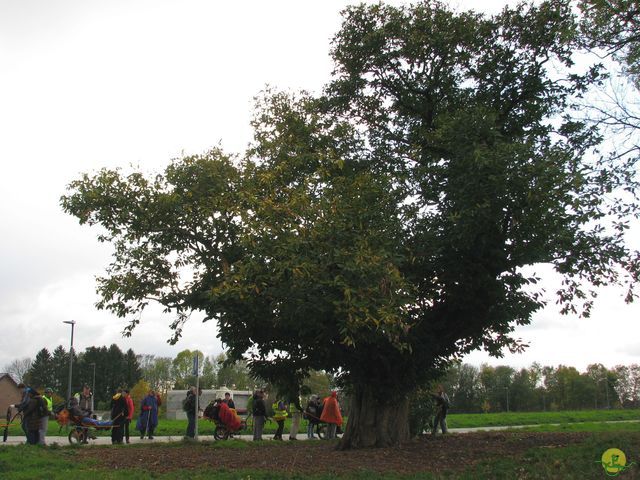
{"left": 137, "top": 389, "right": 159, "bottom": 440}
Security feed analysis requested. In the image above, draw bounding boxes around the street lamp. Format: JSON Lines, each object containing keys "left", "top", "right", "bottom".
{"left": 63, "top": 320, "right": 76, "bottom": 402}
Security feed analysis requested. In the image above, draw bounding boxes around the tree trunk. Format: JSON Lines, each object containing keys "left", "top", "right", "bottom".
{"left": 339, "top": 387, "right": 411, "bottom": 450}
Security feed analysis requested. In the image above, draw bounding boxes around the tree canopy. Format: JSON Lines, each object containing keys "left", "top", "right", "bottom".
{"left": 61, "top": 0, "right": 639, "bottom": 448}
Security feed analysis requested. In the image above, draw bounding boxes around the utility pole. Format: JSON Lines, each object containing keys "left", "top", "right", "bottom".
{"left": 63, "top": 320, "right": 76, "bottom": 402}
{"left": 193, "top": 354, "right": 200, "bottom": 441}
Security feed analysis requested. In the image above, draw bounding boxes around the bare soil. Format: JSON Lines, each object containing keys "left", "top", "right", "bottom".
{"left": 75, "top": 432, "right": 590, "bottom": 475}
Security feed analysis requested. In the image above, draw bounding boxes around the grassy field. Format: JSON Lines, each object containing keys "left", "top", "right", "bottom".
{"left": 5, "top": 408, "right": 639, "bottom": 437}
{"left": 446, "top": 408, "right": 640, "bottom": 428}
{"left": 0, "top": 432, "right": 638, "bottom": 479}
{"left": 507, "top": 421, "right": 640, "bottom": 433}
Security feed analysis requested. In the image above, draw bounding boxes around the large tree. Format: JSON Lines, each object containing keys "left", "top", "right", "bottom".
{"left": 62, "top": 0, "right": 639, "bottom": 448}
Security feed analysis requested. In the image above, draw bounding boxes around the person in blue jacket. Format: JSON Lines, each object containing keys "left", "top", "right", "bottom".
{"left": 137, "top": 389, "right": 159, "bottom": 439}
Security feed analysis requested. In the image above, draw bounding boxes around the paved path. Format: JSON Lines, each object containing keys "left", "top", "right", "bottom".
{"left": 3, "top": 420, "right": 638, "bottom": 446}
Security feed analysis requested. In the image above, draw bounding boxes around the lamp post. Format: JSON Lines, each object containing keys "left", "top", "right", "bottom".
{"left": 63, "top": 320, "right": 76, "bottom": 402}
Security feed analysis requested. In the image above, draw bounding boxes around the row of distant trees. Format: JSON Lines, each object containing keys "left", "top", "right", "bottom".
{"left": 6, "top": 347, "right": 638, "bottom": 414}
{"left": 440, "top": 363, "right": 640, "bottom": 413}
{"left": 4, "top": 346, "right": 333, "bottom": 408}
{"left": 4, "top": 345, "right": 142, "bottom": 407}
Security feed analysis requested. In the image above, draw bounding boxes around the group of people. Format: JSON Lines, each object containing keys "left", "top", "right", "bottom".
{"left": 10, "top": 383, "right": 162, "bottom": 445}
{"left": 181, "top": 387, "right": 344, "bottom": 442}
{"left": 10, "top": 382, "right": 449, "bottom": 445}
{"left": 250, "top": 389, "right": 343, "bottom": 441}
{"left": 73, "top": 384, "right": 162, "bottom": 444}
{"left": 9, "top": 383, "right": 53, "bottom": 445}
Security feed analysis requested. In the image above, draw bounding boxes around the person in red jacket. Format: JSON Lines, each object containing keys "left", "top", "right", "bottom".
{"left": 320, "top": 391, "right": 343, "bottom": 439}
{"left": 123, "top": 389, "right": 135, "bottom": 444}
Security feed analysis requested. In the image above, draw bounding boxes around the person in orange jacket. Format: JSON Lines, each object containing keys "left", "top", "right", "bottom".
{"left": 320, "top": 391, "right": 342, "bottom": 439}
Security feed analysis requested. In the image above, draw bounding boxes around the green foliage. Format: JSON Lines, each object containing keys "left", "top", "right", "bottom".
{"left": 302, "top": 371, "right": 333, "bottom": 399}
{"left": 462, "top": 432, "right": 640, "bottom": 479}
{"left": 446, "top": 408, "right": 640, "bottom": 428}
{"left": 408, "top": 388, "right": 437, "bottom": 436}
{"left": 171, "top": 349, "right": 204, "bottom": 390}
{"left": 129, "top": 379, "right": 151, "bottom": 410}
{"left": 579, "top": 0, "right": 640, "bottom": 88}
{"left": 215, "top": 352, "right": 255, "bottom": 390}
{"left": 26, "top": 348, "right": 53, "bottom": 390}
{"left": 139, "top": 355, "right": 174, "bottom": 396}
{"left": 23, "top": 344, "right": 142, "bottom": 404}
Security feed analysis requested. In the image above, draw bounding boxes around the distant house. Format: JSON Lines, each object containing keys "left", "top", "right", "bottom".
{"left": 0, "top": 373, "right": 22, "bottom": 413}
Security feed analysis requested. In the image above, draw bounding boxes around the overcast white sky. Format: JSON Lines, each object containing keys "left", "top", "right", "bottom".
{"left": 1, "top": 0, "right": 638, "bottom": 373}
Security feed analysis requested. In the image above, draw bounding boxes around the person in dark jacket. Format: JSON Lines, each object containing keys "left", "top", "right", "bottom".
{"left": 430, "top": 385, "right": 450, "bottom": 435}
{"left": 22, "top": 389, "right": 44, "bottom": 445}
{"left": 252, "top": 390, "right": 267, "bottom": 441}
{"left": 11, "top": 383, "right": 31, "bottom": 438}
{"left": 223, "top": 392, "right": 235, "bottom": 409}
{"left": 183, "top": 386, "right": 201, "bottom": 439}
{"left": 110, "top": 389, "right": 129, "bottom": 444}
{"left": 304, "top": 395, "right": 321, "bottom": 439}
{"left": 74, "top": 384, "right": 94, "bottom": 417}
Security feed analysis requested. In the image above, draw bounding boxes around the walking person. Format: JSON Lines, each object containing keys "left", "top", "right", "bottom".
{"left": 320, "top": 391, "right": 342, "bottom": 440}
{"left": 304, "top": 395, "right": 321, "bottom": 439}
{"left": 272, "top": 398, "right": 288, "bottom": 440}
{"left": 252, "top": 390, "right": 266, "bottom": 441}
{"left": 431, "top": 385, "right": 450, "bottom": 435}
{"left": 124, "top": 389, "right": 134, "bottom": 444}
{"left": 137, "top": 389, "right": 159, "bottom": 440}
{"left": 38, "top": 387, "right": 53, "bottom": 445}
{"left": 110, "top": 389, "right": 129, "bottom": 444}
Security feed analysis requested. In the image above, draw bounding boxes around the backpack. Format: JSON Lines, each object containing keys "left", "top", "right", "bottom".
{"left": 182, "top": 393, "right": 195, "bottom": 412}
{"left": 37, "top": 397, "right": 49, "bottom": 418}
{"left": 203, "top": 402, "right": 220, "bottom": 421}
